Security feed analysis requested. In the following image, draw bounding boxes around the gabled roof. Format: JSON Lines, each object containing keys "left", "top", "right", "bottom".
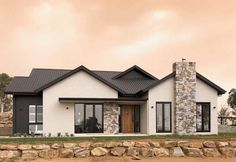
{"left": 34, "top": 66, "right": 126, "bottom": 94}
{"left": 141, "top": 72, "right": 226, "bottom": 95}
{"left": 113, "top": 65, "right": 158, "bottom": 80}
{"left": 5, "top": 65, "right": 158, "bottom": 95}
{"left": 5, "top": 65, "right": 226, "bottom": 96}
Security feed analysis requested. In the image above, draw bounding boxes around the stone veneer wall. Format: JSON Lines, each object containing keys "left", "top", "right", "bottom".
{"left": 173, "top": 62, "right": 197, "bottom": 134}
{"left": 103, "top": 103, "right": 119, "bottom": 134}
{"left": 0, "top": 140, "right": 236, "bottom": 159}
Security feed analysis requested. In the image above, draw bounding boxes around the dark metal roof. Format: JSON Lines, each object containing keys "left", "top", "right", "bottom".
{"left": 5, "top": 66, "right": 157, "bottom": 95}
{"left": 112, "top": 65, "right": 158, "bottom": 80}
{"left": 5, "top": 69, "right": 70, "bottom": 94}
{"left": 5, "top": 66, "right": 226, "bottom": 96}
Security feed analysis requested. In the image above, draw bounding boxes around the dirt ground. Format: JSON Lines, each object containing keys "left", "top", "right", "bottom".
{"left": 33, "top": 157, "right": 236, "bottom": 162}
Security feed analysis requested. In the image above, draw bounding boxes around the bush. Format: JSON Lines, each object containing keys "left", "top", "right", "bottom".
{"left": 57, "top": 132, "right": 61, "bottom": 137}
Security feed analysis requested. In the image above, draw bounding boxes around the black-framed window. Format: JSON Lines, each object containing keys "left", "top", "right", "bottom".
{"left": 156, "top": 102, "right": 171, "bottom": 133}
{"left": 29, "top": 105, "right": 43, "bottom": 134}
{"left": 196, "top": 103, "right": 211, "bottom": 132}
{"left": 74, "top": 104, "right": 103, "bottom": 133}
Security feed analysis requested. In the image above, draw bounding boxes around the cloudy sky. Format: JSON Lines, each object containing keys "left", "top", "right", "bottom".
{"left": 0, "top": 0, "right": 235, "bottom": 105}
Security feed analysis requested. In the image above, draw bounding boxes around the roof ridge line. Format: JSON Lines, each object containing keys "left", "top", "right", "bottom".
{"left": 32, "top": 68, "right": 71, "bottom": 71}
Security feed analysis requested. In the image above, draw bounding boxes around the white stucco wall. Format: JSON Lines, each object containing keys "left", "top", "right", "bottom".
{"left": 140, "top": 103, "right": 147, "bottom": 134}
{"left": 43, "top": 71, "right": 118, "bottom": 135}
{"left": 148, "top": 78, "right": 175, "bottom": 135}
{"left": 196, "top": 79, "right": 218, "bottom": 135}
{"left": 148, "top": 77, "right": 219, "bottom": 135}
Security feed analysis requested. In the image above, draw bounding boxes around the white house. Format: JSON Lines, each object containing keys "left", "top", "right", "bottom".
{"left": 5, "top": 61, "right": 226, "bottom": 136}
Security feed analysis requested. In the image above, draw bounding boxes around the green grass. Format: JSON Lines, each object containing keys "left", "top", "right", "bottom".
{"left": 0, "top": 133, "right": 236, "bottom": 144}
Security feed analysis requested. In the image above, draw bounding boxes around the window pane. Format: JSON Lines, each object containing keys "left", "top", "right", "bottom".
{"left": 37, "top": 105, "right": 43, "bottom": 123}
{"left": 29, "top": 105, "right": 36, "bottom": 123}
{"left": 85, "top": 105, "right": 94, "bottom": 133}
{"left": 202, "top": 104, "right": 210, "bottom": 131}
{"left": 29, "top": 105, "right": 36, "bottom": 113}
{"left": 29, "top": 125, "right": 36, "bottom": 134}
{"left": 164, "top": 103, "right": 171, "bottom": 132}
{"left": 156, "top": 104, "right": 163, "bottom": 132}
{"left": 94, "top": 105, "right": 103, "bottom": 132}
{"left": 37, "top": 113, "right": 43, "bottom": 123}
{"left": 75, "top": 104, "right": 84, "bottom": 133}
{"left": 196, "top": 104, "right": 202, "bottom": 131}
{"left": 37, "top": 124, "right": 43, "bottom": 131}
{"left": 37, "top": 105, "right": 43, "bottom": 113}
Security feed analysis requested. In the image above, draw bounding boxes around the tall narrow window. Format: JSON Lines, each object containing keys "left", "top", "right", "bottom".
{"left": 134, "top": 105, "right": 140, "bottom": 133}
{"left": 156, "top": 102, "right": 171, "bottom": 132}
{"left": 29, "top": 105, "right": 43, "bottom": 134}
{"left": 196, "top": 103, "right": 210, "bottom": 132}
{"left": 75, "top": 104, "right": 103, "bottom": 133}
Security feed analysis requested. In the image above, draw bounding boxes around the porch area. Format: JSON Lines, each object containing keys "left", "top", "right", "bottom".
{"left": 59, "top": 98, "right": 148, "bottom": 135}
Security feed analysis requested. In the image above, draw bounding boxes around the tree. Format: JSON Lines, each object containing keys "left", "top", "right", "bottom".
{"left": 0, "top": 73, "right": 12, "bottom": 112}
{"left": 228, "top": 88, "right": 236, "bottom": 111}
{"left": 218, "top": 106, "right": 230, "bottom": 117}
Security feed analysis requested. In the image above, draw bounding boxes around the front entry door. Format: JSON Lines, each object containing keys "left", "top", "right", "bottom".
{"left": 121, "top": 105, "right": 134, "bottom": 133}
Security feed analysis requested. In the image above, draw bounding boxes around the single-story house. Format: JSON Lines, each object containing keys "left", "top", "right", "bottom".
{"left": 5, "top": 61, "right": 226, "bottom": 136}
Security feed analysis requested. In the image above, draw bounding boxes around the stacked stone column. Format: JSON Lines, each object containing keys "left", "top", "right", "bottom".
{"left": 173, "top": 62, "right": 197, "bottom": 134}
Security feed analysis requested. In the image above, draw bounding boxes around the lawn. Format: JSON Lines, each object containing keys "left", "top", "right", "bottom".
{"left": 0, "top": 133, "right": 236, "bottom": 144}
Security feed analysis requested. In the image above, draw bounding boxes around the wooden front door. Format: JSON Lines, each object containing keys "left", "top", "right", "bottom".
{"left": 121, "top": 105, "right": 134, "bottom": 133}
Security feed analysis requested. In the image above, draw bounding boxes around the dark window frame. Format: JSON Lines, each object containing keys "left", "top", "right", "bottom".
{"left": 196, "top": 102, "right": 211, "bottom": 132}
{"left": 74, "top": 103, "right": 104, "bottom": 133}
{"left": 28, "top": 105, "right": 43, "bottom": 134}
{"left": 156, "top": 102, "right": 172, "bottom": 133}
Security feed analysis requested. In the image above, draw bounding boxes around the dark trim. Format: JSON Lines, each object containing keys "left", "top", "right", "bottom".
{"left": 59, "top": 97, "right": 148, "bottom": 102}
{"left": 5, "top": 92, "right": 39, "bottom": 95}
{"left": 196, "top": 102, "right": 211, "bottom": 132}
{"left": 156, "top": 102, "right": 172, "bottom": 133}
{"left": 35, "top": 65, "right": 126, "bottom": 94}
{"left": 74, "top": 103, "right": 104, "bottom": 134}
{"left": 13, "top": 95, "right": 16, "bottom": 134}
{"left": 113, "top": 65, "right": 158, "bottom": 80}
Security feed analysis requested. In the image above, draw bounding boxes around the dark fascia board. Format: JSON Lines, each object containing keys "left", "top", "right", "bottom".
{"left": 5, "top": 92, "right": 35, "bottom": 95}
{"left": 59, "top": 97, "right": 148, "bottom": 102}
{"left": 139, "top": 72, "right": 226, "bottom": 95}
{"left": 112, "top": 65, "right": 158, "bottom": 80}
{"left": 35, "top": 65, "right": 126, "bottom": 94}
{"left": 196, "top": 72, "right": 226, "bottom": 95}
{"left": 4, "top": 91, "right": 39, "bottom": 95}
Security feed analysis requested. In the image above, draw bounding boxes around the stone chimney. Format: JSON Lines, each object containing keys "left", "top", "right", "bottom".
{"left": 173, "top": 61, "right": 197, "bottom": 134}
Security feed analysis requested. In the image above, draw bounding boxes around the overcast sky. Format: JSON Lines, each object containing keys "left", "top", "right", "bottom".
{"left": 0, "top": 0, "right": 235, "bottom": 105}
